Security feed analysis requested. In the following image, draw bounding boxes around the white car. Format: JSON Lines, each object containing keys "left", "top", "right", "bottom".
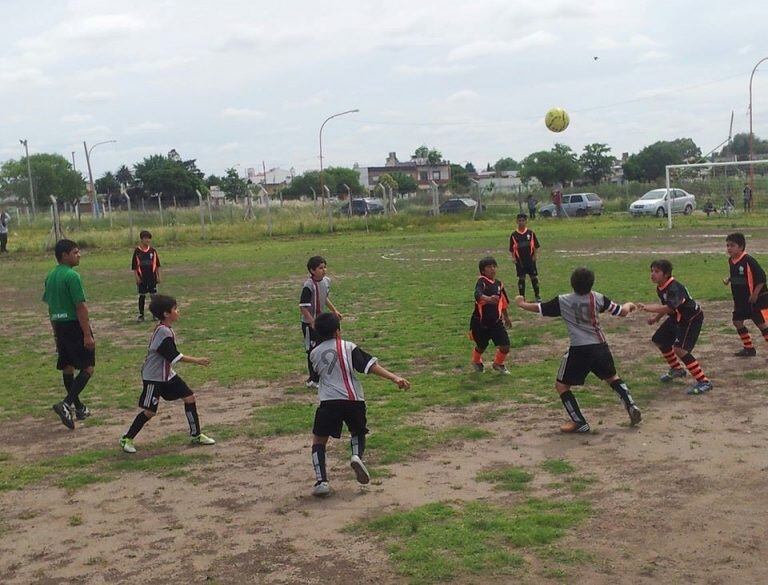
{"left": 629, "top": 188, "right": 696, "bottom": 217}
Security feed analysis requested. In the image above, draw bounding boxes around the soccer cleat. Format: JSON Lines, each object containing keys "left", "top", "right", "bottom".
{"left": 492, "top": 363, "right": 511, "bottom": 375}
{"left": 350, "top": 455, "right": 371, "bottom": 485}
{"left": 659, "top": 368, "right": 686, "bottom": 383}
{"left": 686, "top": 380, "right": 713, "bottom": 395}
{"left": 191, "top": 433, "right": 216, "bottom": 445}
{"left": 75, "top": 405, "right": 91, "bottom": 420}
{"left": 734, "top": 347, "right": 756, "bottom": 357}
{"left": 312, "top": 481, "right": 330, "bottom": 497}
{"left": 305, "top": 379, "right": 319, "bottom": 389}
{"left": 53, "top": 402, "right": 75, "bottom": 430}
{"left": 627, "top": 405, "right": 642, "bottom": 427}
{"left": 120, "top": 436, "right": 137, "bottom": 453}
{"left": 136, "top": 314, "right": 145, "bottom": 322}
{"left": 560, "top": 420, "right": 591, "bottom": 433}
{"left": 472, "top": 362, "right": 485, "bottom": 373}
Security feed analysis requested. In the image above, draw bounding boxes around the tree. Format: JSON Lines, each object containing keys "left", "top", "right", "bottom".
{"left": 519, "top": 144, "right": 581, "bottom": 186}
{"left": 219, "top": 168, "right": 248, "bottom": 200}
{"left": 494, "top": 157, "right": 519, "bottom": 172}
{"left": 115, "top": 164, "right": 133, "bottom": 187}
{"left": 95, "top": 171, "right": 120, "bottom": 195}
{"left": 448, "top": 164, "right": 471, "bottom": 191}
{"left": 413, "top": 145, "right": 442, "bottom": 164}
{"left": 579, "top": 143, "right": 615, "bottom": 184}
{"left": 205, "top": 174, "right": 222, "bottom": 187}
{"left": 389, "top": 171, "right": 418, "bottom": 193}
{"left": 0, "top": 153, "right": 86, "bottom": 206}
{"left": 282, "top": 167, "right": 365, "bottom": 199}
{"left": 464, "top": 162, "right": 476, "bottom": 174}
{"left": 133, "top": 154, "right": 205, "bottom": 203}
{"left": 622, "top": 138, "right": 701, "bottom": 182}
{"left": 376, "top": 173, "right": 398, "bottom": 191}
{"left": 719, "top": 133, "right": 768, "bottom": 160}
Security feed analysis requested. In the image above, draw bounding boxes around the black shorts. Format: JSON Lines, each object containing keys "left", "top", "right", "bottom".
{"left": 301, "top": 321, "right": 318, "bottom": 352}
{"left": 732, "top": 303, "right": 768, "bottom": 325}
{"left": 137, "top": 281, "right": 158, "bottom": 295}
{"left": 469, "top": 317, "right": 510, "bottom": 351}
{"left": 53, "top": 321, "right": 95, "bottom": 370}
{"left": 652, "top": 313, "right": 703, "bottom": 352}
{"left": 138, "top": 376, "right": 194, "bottom": 412}
{"left": 312, "top": 400, "right": 368, "bottom": 439}
{"left": 515, "top": 261, "right": 538, "bottom": 278}
{"left": 557, "top": 343, "right": 617, "bottom": 386}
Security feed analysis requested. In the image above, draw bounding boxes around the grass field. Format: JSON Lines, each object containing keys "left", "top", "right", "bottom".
{"left": 2, "top": 211, "right": 767, "bottom": 583}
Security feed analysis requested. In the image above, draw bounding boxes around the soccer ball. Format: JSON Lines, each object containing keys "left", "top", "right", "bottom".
{"left": 545, "top": 108, "right": 570, "bottom": 133}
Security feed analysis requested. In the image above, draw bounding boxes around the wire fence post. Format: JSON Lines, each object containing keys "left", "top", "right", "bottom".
{"left": 196, "top": 189, "right": 206, "bottom": 238}
{"left": 324, "top": 185, "right": 333, "bottom": 233}
{"left": 122, "top": 185, "right": 134, "bottom": 243}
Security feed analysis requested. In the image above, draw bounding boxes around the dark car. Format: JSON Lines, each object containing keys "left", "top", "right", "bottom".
{"left": 339, "top": 198, "right": 385, "bottom": 216}
{"left": 437, "top": 198, "right": 484, "bottom": 214}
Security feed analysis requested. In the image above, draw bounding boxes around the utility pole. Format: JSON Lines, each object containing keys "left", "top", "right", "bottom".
{"left": 19, "top": 139, "right": 37, "bottom": 218}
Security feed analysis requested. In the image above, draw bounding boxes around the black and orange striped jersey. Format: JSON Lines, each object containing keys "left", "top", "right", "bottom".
{"left": 132, "top": 246, "right": 161, "bottom": 282}
{"left": 656, "top": 277, "right": 700, "bottom": 323}
{"left": 472, "top": 277, "right": 510, "bottom": 327}
{"left": 729, "top": 252, "right": 768, "bottom": 309}
{"left": 509, "top": 228, "right": 540, "bottom": 264}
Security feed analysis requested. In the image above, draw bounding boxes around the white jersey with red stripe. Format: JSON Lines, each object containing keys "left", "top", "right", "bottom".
{"left": 309, "top": 337, "right": 378, "bottom": 402}
{"left": 539, "top": 291, "right": 622, "bottom": 346}
{"left": 299, "top": 276, "right": 331, "bottom": 323}
{"left": 141, "top": 324, "right": 183, "bottom": 382}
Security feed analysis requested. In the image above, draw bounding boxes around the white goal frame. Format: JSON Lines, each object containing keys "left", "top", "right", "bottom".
{"left": 664, "top": 159, "right": 768, "bottom": 229}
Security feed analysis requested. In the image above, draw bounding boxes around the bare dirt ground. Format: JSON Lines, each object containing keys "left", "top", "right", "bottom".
{"left": 2, "top": 228, "right": 768, "bottom": 584}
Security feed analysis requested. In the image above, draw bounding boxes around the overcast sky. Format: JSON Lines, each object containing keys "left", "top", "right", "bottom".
{"left": 1, "top": 0, "right": 765, "bottom": 179}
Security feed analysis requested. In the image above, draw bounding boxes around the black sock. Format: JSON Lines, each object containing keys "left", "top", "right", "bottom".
{"left": 531, "top": 278, "right": 540, "bottom": 298}
{"left": 70, "top": 371, "right": 91, "bottom": 409}
{"left": 609, "top": 378, "right": 634, "bottom": 410}
{"left": 518, "top": 278, "right": 526, "bottom": 297}
{"left": 560, "top": 390, "right": 587, "bottom": 424}
{"left": 63, "top": 373, "right": 75, "bottom": 404}
{"left": 351, "top": 434, "right": 366, "bottom": 458}
{"left": 138, "top": 294, "right": 146, "bottom": 316}
{"left": 184, "top": 401, "right": 201, "bottom": 436}
{"left": 312, "top": 444, "right": 328, "bottom": 482}
{"left": 125, "top": 412, "right": 151, "bottom": 439}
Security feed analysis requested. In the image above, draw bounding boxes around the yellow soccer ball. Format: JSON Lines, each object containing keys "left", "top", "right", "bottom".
{"left": 545, "top": 107, "right": 570, "bottom": 133}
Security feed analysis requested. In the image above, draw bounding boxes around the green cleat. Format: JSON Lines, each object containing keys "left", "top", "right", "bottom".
{"left": 191, "top": 433, "right": 216, "bottom": 445}
{"left": 120, "top": 436, "right": 137, "bottom": 453}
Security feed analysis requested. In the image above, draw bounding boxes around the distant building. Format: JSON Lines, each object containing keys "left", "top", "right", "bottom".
{"left": 248, "top": 167, "right": 294, "bottom": 194}
{"left": 474, "top": 170, "right": 540, "bottom": 192}
{"left": 356, "top": 152, "right": 451, "bottom": 190}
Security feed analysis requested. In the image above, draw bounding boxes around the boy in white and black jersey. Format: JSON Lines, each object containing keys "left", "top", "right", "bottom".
{"left": 119, "top": 295, "right": 215, "bottom": 453}
{"left": 299, "top": 256, "right": 343, "bottom": 388}
{"left": 308, "top": 312, "right": 410, "bottom": 497}
{"left": 515, "top": 267, "right": 641, "bottom": 433}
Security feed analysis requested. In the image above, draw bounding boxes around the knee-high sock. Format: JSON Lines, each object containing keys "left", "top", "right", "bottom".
{"left": 312, "top": 444, "right": 328, "bottom": 482}
{"left": 517, "top": 278, "right": 526, "bottom": 297}
{"left": 736, "top": 326, "right": 753, "bottom": 349}
{"left": 351, "top": 434, "right": 366, "bottom": 458}
{"left": 610, "top": 378, "right": 635, "bottom": 409}
{"left": 493, "top": 348, "right": 508, "bottom": 366}
{"left": 560, "top": 390, "right": 586, "bottom": 424}
{"left": 124, "top": 412, "right": 150, "bottom": 439}
{"left": 660, "top": 346, "right": 682, "bottom": 370}
{"left": 681, "top": 353, "right": 708, "bottom": 383}
{"left": 70, "top": 371, "right": 91, "bottom": 409}
{"left": 184, "top": 401, "right": 201, "bottom": 436}
{"left": 531, "top": 277, "right": 540, "bottom": 298}
{"left": 63, "top": 372, "right": 75, "bottom": 405}
{"left": 138, "top": 294, "right": 146, "bottom": 316}
{"left": 472, "top": 348, "right": 484, "bottom": 364}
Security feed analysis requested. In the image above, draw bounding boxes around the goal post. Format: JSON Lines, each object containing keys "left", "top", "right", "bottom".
{"left": 664, "top": 158, "right": 768, "bottom": 229}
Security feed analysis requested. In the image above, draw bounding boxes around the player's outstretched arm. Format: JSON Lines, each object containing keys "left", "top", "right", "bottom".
{"left": 369, "top": 363, "right": 410, "bottom": 390}
{"left": 181, "top": 355, "right": 210, "bottom": 367}
{"left": 514, "top": 295, "right": 540, "bottom": 313}
{"left": 618, "top": 302, "right": 637, "bottom": 317}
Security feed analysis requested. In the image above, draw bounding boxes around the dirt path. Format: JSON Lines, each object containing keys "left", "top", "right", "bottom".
{"left": 1, "top": 307, "right": 767, "bottom": 584}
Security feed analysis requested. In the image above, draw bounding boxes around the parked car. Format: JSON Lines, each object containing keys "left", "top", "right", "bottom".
{"left": 433, "top": 198, "right": 484, "bottom": 214}
{"left": 539, "top": 193, "right": 603, "bottom": 217}
{"left": 629, "top": 188, "right": 696, "bottom": 217}
{"left": 338, "top": 198, "right": 385, "bottom": 216}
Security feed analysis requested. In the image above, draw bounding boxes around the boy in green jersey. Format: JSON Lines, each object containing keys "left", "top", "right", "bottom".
{"left": 43, "top": 239, "right": 96, "bottom": 429}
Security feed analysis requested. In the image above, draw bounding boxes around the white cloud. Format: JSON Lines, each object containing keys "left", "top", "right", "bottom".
{"left": 217, "top": 142, "right": 241, "bottom": 153}
{"left": 445, "top": 90, "right": 480, "bottom": 103}
{"left": 737, "top": 45, "right": 752, "bottom": 55}
{"left": 447, "top": 32, "right": 557, "bottom": 61}
{"left": 0, "top": 64, "right": 52, "bottom": 86}
{"left": 61, "top": 114, "right": 94, "bottom": 124}
{"left": 125, "top": 122, "right": 167, "bottom": 134}
{"left": 220, "top": 107, "right": 265, "bottom": 120}
{"left": 392, "top": 64, "right": 475, "bottom": 77}
{"left": 636, "top": 50, "right": 670, "bottom": 63}
{"left": 75, "top": 91, "right": 117, "bottom": 103}
{"left": 77, "top": 125, "right": 112, "bottom": 137}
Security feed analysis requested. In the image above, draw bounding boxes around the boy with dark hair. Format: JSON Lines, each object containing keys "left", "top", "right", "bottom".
{"left": 309, "top": 312, "right": 410, "bottom": 497}
{"left": 509, "top": 213, "right": 541, "bottom": 301}
{"left": 515, "top": 267, "right": 641, "bottom": 433}
{"left": 470, "top": 256, "right": 512, "bottom": 374}
{"left": 299, "top": 256, "right": 343, "bottom": 388}
{"left": 43, "top": 239, "right": 95, "bottom": 429}
{"left": 132, "top": 230, "right": 161, "bottom": 322}
{"left": 119, "top": 294, "right": 215, "bottom": 453}
{"left": 723, "top": 232, "right": 768, "bottom": 356}
{"left": 638, "top": 259, "right": 712, "bottom": 395}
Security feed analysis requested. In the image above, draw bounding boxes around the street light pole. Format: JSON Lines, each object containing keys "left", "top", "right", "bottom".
{"left": 83, "top": 139, "right": 117, "bottom": 218}
{"left": 748, "top": 56, "right": 768, "bottom": 205}
{"left": 319, "top": 109, "right": 359, "bottom": 207}
{"left": 19, "top": 139, "right": 36, "bottom": 218}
